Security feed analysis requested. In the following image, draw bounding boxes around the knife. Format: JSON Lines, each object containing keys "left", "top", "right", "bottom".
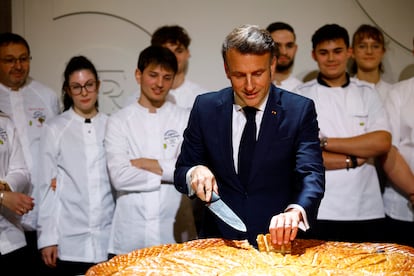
{"left": 206, "top": 191, "right": 247, "bottom": 232}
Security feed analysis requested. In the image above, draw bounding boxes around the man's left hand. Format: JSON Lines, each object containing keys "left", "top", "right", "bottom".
{"left": 269, "top": 209, "right": 302, "bottom": 245}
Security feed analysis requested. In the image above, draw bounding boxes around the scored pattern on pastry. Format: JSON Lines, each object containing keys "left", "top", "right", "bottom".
{"left": 86, "top": 237, "right": 414, "bottom": 275}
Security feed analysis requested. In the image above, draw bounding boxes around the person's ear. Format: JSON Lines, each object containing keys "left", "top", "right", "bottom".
{"left": 311, "top": 50, "right": 317, "bottom": 61}
{"left": 270, "top": 55, "right": 276, "bottom": 79}
{"left": 64, "top": 87, "right": 72, "bottom": 97}
{"left": 135, "top": 69, "right": 142, "bottom": 84}
{"left": 346, "top": 47, "right": 352, "bottom": 59}
{"left": 224, "top": 63, "right": 231, "bottom": 80}
{"left": 350, "top": 47, "right": 355, "bottom": 58}
{"left": 96, "top": 80, "right": 101, "bottom": 92}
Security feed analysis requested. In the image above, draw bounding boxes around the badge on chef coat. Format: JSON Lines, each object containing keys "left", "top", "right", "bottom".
{"left": 28, "top": 109, "right": 46, "bottom": 127}
{"left": 0, "top": 127, "right": 7, "bottom": 145}
{"left": 163, "top": 129, "right": 180, "bottom": 149}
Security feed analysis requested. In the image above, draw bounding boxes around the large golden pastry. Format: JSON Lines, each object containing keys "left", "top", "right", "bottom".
{"left": 86, "top": 235, "right": 414, "bottom": 275}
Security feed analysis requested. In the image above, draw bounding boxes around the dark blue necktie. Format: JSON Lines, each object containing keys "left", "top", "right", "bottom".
{"left": 238, "top": 106, "right": 257, "bottom": 187}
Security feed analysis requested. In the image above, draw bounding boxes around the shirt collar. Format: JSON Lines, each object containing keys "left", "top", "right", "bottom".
{"left": 233, "top": 90, "right": 269, "bottom": 113}
{"left": 317, "top": 72, "right": 350, "bottom": 88}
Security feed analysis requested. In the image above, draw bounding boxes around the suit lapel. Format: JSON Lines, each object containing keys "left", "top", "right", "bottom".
{"left": 216, "top": 89, "right": 244, "bottom": 192}
{"left": 250, "top": 86, "right": 285, "bottom": 183}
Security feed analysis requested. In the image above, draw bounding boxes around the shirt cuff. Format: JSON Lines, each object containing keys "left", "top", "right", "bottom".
{"left": 158, "top": 159, "right": 174, "bottom": 183}
{"left": 285, "top": 204, "right": 310, "bottom": 231}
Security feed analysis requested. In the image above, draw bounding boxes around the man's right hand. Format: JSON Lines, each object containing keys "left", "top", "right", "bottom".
{"left": 1, "top": 191, "right": 34, "bottom": 215}
{"left": 41, "top": 245, "right": 58, "bottom": 268}
{"left": 190, "top": 165, "right": 218, "bottom": 202}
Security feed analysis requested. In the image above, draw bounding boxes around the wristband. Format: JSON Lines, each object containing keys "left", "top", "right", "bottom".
{"left": 320, "top": 137, "right": 328, "bottom": 149}
{"left": 0, "top": 182, "right": 11, "bottom": 191}
{"left": 345, "top": 156, "right": 351, "bottom": 171}
{"left": 350, "top": 155, "right": 358, "bottom": 168}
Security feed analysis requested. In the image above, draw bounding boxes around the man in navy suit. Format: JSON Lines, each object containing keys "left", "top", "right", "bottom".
{"left": 174, "top": 24, "right": 325, "bottom": 247}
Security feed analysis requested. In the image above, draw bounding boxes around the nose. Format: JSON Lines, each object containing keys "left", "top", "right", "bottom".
{"left": 279, "top": 45, "right": 287, "bottom": 55}
{"left": 156, "top": 76, "right": 164, "bottom": 87}
{"left": 13, "top": 59, "right": 23, "bottom": 69}
{"left": 81, "top": 87, "right": 89, "bottom": 96}
{"left": 245, "top": 75, "right": 254, "bottom": 92}
{"left": 81, "top": 87, "right": 88, "bottom": 97}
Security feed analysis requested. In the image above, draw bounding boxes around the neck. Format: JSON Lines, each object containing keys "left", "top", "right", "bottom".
{"left": 356, "top": 70, "right": 380, "bottom": 84}
{"left": 73, "top": 107, "right": 98, "bottom": 119}
{"left": 138, "top": 97, "right": 164, "bottom": 113}
{"left": 273, "top": 70, "right": 292, "bottom": 85}
{"left": 172, "top": 72, "right": 185, "bottom": 89}
{"left": 7, "top": 81, "right": 26, "bottom": 91}
{"left": 320, "top": 73, "right": 348, "bottom": 87}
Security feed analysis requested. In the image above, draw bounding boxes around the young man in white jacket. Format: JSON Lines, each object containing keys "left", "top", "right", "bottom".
{"left": 105, "top": 46, "right": 191, "bottom": 255}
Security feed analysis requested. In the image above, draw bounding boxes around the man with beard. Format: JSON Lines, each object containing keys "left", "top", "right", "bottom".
{"left": 266, "top": 22, "right": 302, "bottom": 91}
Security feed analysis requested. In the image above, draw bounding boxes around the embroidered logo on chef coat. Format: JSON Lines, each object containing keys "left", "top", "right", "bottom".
{"left": 0, "top": 127, "right": 7, "bottom": 145}
{"left": 29, "top": 110, "right": 46, "bottom": 127}
{"left": 163, "top": 129, "right": 180, "bottom": 149}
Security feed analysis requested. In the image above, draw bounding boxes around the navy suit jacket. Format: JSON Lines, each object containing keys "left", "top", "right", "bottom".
{"left": 174, "top": 84, "right": 325, "bottom": 246}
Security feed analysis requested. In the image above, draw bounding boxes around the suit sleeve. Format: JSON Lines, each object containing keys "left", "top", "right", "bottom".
{"left": 174, "top": 97, "right": 205, "bottom": 195}
{"left": 293, "top": 99, "right": 325, "bottom": 225}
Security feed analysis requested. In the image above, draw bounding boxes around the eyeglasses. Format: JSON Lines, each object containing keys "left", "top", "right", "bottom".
{"left": 69, "top": 81, "right": 98, "bottom": 95}
{"left": 356, "top": 43, "right": 383, "bottom": 52}
{"left": 0, "top": 56, "right": 32, "bottom": 65}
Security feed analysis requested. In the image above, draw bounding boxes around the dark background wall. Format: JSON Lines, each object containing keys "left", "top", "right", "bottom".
{"left": 0, "top": 0, "right": 11, "bottom": 33}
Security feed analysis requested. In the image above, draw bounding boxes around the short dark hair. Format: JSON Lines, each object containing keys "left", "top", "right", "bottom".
{"left": 311, "top": 24, "right": 349, "bottom": 50}
{"left": 352, "top": 24, "right": 385, "bottom": 49}
{"left": 137, "top": 45, "right": 178, "bottom": 74}
{"left": 62, "top": 56, "right": 99, "bottom": 111}
{"left": 266, "top": 22, "right": 296, "bottom": 39}
{"left": 0, "top": 32, "right": 30, "bottom": 55}
{"left": 151, "top": 25, "right": 191, "bottom": 49}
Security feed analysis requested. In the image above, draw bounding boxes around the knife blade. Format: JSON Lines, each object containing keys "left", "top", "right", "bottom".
{"left": 206, "top": 191, "right": 247, "bottom": 232}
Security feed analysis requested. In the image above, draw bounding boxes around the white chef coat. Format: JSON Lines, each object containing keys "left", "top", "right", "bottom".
{"left": 123, "top": 79, "right": 208, "bottom": 110}
{"left": 375, "top": 79, "right": 393, "bottom": 103}
{"left": 354, "top": 78, "right": 392, "bottom": 103}
{"left": 0, "top": 114, "right": 31, "bottom": 254}
{"left": 383, "top": 77, "right": 414, "bottom": 222}
{"left": 36, "top": 109, "right": 114, "bottom": 263}
{"left": 167, "top": 79, "right": 208, "bottom": 110}
{"left": 295, "top": 77, "right": 390, "bottom": 220}
{"left": 273, "top": 75, "right": 303, "bottom": 92}
{"left": 105, "top": 101, "right": 189, "bottom": 254}
{"left": 0, "top": 78, "right": 60, "bottom": 230}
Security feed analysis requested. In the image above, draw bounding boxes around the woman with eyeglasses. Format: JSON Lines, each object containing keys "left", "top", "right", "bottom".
{"left": 350, "top": 24, "right": 393, "bottom": 101}
{"left": 36, "top": 56, "right": 115, "bottom": 275}
{"left": 349, "top": 25, "right": 393, "bottom": 229}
